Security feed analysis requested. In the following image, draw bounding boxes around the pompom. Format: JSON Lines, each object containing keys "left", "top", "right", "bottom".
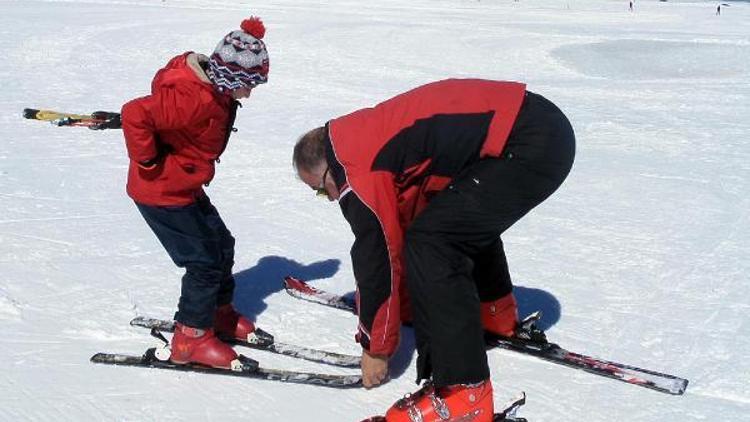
{"left": 240, "top": 17, "right": 266, "bottom": 39}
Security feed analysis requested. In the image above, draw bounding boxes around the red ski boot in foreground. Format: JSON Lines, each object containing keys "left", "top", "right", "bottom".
{"left": 481, "top": 293, "right": 518, "bottom": 337}
{"left": 170, "top": 323, "right": 240, "bottom": 369}
{"left": 383, "top": 379, "right": 494, "bottom": 422}
{"left": 214, "top": 304, "right": 257, "bottom": 342}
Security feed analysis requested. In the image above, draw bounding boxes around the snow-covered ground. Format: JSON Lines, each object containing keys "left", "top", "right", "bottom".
{"left": 1, "top": 0, "right": 749, "bottom": 420}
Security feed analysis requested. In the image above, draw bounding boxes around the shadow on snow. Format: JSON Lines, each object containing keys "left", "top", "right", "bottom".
{"left": 233, "top": 258, "right": 562, "bottom": 382}
{"left": 231, "top": 255, "right": 341, "bottom": 321}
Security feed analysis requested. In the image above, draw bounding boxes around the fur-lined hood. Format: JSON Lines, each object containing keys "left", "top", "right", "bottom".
{"left": 186, "top": 53, "right": 212, "bottom": 84}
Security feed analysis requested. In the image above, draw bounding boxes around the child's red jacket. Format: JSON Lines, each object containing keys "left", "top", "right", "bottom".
{"left": 122, "top": 52, "right": 238, "bottom": 206}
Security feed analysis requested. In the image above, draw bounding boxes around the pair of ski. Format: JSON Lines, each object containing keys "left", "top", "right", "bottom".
{"left": 93, "top": 316, "right": 363, "bottom": 388}
{"left": 93, "top": 325, "right": 527, "bottom": 421}
{"left": 23, "top": 108, "right": 121, "bottom": 129}
{"left": 93, "top": 275, "right": 688, "bottom": 391}
{"left": 99, "top": 275, "right": 688, "bottom": 395}
{"left": 282, "top": 276, "right": 689, "bottom": 396}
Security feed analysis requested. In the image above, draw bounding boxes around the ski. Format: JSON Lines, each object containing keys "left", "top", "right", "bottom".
{"left": 283, "top": 276, "right": 689, "bottom": 395}
{"left": 484, "top": 324, "right": 688, "bottom": 395}
{"left": 360, "top": 391, "right": 527, "bottom": 422}
{"left": 130, "top": 316, "right": 361, "bottom": 368}
{"left": 283, "top": 275, "right": 357, "bottom": 313}
{"left": 91, "top": 347, "right": 362, "bottom": 388}
{"left": 23, "top": 108, "right": 121, "bottom": 129}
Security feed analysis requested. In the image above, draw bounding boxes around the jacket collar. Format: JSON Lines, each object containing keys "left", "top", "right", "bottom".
{"left": 186, "top": 53, "right": 212, "bottom": 84}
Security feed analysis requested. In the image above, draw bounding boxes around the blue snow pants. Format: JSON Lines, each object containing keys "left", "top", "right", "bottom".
{"left": 136, "top": 195, "right": 235, "bottom": 328}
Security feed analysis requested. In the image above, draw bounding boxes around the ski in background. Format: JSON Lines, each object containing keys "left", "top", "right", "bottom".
{"left": 283, "top": 275, "right": 357, "bottom": 313}
{"left": 23, "top": 108, "right": 121, "bottom": 129}
{"left": 91, "top": 328, "right": 362, "bottom": 388}
{"left": 283, "top": 276, "right": 689, "bottom": 395}
{"left": 130, "top": 316, "right": 361, "bottom": 368}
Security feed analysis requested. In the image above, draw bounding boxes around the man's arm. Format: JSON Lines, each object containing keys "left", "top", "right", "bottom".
{"left": 340, "top": 190, "right": 399, "bottom": 387}
{"left": 339, "top": 191, "right": 394, "bottom": 353}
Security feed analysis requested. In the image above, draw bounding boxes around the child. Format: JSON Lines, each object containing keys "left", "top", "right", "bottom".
{"left": 121, "top": 16, "right": 269, "bottom": 369}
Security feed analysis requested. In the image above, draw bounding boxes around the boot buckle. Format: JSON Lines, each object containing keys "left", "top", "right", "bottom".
{"left": 406, "top": 404, "right": 424, "bottom": 422}
{"left": 230, "top": 358, "right": 244, "bottom": 372}
{"left": 429, "top": 393, "right": 451, "bottom": 420}
{"left": 154, "top": 345, "right": 171, "bottom": 361}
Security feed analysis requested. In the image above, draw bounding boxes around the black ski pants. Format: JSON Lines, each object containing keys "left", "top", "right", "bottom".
{"left": 136, "top": 195, "right": 235, "bottom": 328}
{"left": 404, "top": 92, "right": 576, "bottom": 386}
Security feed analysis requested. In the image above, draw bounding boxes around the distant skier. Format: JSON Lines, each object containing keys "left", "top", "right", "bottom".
{"left": 293, "top": 79, "right": 575, "bottom": 421}
{"left": 629, "top": 1, "right": 634, "bottom": 12}
{"left": 121, "top": 16, "right": 270, "bottom": 369}
{"left": 716, "top": 4, "right": 721, "bottom": 15}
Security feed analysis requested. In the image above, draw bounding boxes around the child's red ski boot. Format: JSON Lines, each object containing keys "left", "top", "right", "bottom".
{"left": 214, "top": 304, "right": 257, "bottom": 341}
{"left": 170, "top": 323, "right": 239, "bottom": 369}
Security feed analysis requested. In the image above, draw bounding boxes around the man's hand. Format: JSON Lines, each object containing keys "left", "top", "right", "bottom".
{"left": 361, "top": 350, "right": 389, "bottom": 388}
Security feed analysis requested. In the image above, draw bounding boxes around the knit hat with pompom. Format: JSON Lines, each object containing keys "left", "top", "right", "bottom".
{"left": 207, "top": 16, "right": 269, "bottom": 92}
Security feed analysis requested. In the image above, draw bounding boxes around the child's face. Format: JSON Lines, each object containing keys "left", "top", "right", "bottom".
{"left": 230, "top": 86, "right": 253, "bottom": 100}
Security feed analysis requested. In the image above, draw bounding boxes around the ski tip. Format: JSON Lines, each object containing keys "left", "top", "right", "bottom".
{"left": 283, "top": 275, "right": 302, "bottom": 285}
{"left": 283, "top": 275, "right": 317, "bottom": 294}
{"left": 282, "top": 275, "right": 296, "bottom": 287}
{"left": 674, "top": 378, "right": 689, "bottom": 395}
{"left": 22, "top": 108, "right": 39, "bottom": 119}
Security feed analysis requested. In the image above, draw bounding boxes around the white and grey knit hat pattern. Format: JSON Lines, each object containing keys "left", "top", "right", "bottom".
{"left": 207, "top": 16, "right": 269, "bottom": 92}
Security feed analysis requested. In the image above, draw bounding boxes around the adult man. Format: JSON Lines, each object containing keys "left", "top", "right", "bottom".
{"left": 122, "top": 16, "right": 269, "bottom": 369}
{"left": 294, "top": 79, "right": 575, "bottom": 421}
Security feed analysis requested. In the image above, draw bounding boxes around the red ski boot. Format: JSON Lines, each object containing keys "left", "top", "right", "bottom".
{"left": 214, "top": 304, "right": 257, "bottom": 342}
{"left": 481, "top": 293, "right": 518, "bottom": 337}
{"left": 383, "top": 379, "right": 494, "bottom": 422}
{"left": 214, "top": 304, "right": 275, "bottom": 346}
{"left": 170, "top": 323, "right": 240, "bottom": 369}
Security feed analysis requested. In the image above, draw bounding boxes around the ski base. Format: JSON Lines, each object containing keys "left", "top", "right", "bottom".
{"left": 91, "top": 348, "right": 362, "bottom": 388}
{"left": 130, "top": 316, "right": 361, "bottom": 368}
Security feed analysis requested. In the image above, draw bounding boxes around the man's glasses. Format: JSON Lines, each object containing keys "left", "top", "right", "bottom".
{"left": 315, "top": 166, "right": 330, "bottom": 197}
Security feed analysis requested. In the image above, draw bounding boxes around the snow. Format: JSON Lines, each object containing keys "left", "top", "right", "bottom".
{"left": 1, "top": 0, "right": 749, "bottom": 420}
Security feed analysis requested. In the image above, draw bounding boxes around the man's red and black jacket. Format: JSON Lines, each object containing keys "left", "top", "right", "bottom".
{"left": 324, "top": 79, "right": 527, "bottom": 356}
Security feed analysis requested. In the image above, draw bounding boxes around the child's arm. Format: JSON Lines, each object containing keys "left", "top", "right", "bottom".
{"left": 121, "top": 84, "right": 207, "bottom": 167}
{"left": 122, "top": 97, "right": 160, "bottom": 168}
